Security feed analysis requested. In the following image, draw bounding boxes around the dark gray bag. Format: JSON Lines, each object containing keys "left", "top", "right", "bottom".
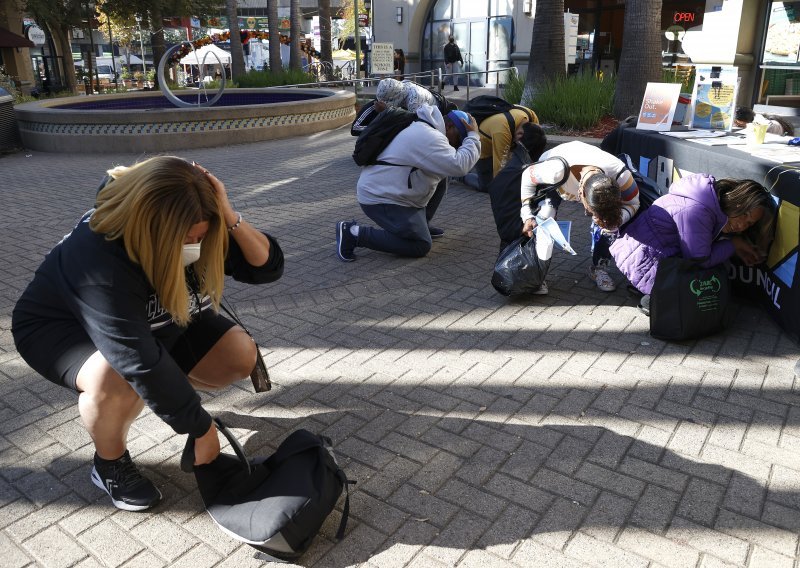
{"left": 181, "top": 418, "right": 353, "bottom": 559}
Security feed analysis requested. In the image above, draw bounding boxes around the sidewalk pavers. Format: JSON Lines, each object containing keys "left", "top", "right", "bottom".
{"left": 0, "top": 127, "right": 798, "bottom": 567}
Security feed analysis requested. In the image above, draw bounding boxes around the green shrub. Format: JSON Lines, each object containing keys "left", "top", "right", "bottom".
{"left": 503, "top": 68, "right": 525, "bottom": 105}
{"left": 524, "top": 72, "right": 616, "bottom": 131}
{"left": 236, "top": 68, "right": 316, "bottom": 88}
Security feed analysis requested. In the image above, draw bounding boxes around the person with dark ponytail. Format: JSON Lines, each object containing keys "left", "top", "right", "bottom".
{"left": 611, "top": 174, "right": 776, "bottom": 315}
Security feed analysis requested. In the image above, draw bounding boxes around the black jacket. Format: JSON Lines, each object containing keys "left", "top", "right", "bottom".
{"left": 444, "top": 42, "right": 463, "bottom": 64}
{"left": 12, "top": 212, "right": 284, "bottom": 438}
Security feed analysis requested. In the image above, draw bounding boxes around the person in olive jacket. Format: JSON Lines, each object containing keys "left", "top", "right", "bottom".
{"left": 12, "top": 156, "right": 284, "bottom": 511}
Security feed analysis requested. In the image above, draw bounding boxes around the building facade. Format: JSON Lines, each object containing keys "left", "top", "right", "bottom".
{"left": 370, "top": 0, "right": 798, "bottom": 108}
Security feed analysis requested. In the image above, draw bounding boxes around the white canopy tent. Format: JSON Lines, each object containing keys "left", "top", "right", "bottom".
{"left": 179, "top": 44, "right": 232, "bottom": 85}
{"left": 179, "top": 44, "right": 232, "bottom": 66}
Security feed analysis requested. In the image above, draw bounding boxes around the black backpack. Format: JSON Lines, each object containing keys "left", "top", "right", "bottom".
{"left": 352, "top": 107, "right": 419, "bottom": 167}
{"left": 462, "top": 95, "right": 534, "bottom": 141}
{"left": 462, "top": 95, "right": 533, "bottom": 123}
{"left": 181, "top": 418, "right": 353, "bottom": 560}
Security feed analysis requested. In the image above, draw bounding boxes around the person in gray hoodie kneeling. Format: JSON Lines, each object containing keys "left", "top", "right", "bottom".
{"left": 336, "top": 107, "right": 480, "bottom": 260}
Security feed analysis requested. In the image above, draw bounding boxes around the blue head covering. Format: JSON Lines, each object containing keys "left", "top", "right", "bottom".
{"left": 446, "top": 110, "right": 469, "bottom": 140}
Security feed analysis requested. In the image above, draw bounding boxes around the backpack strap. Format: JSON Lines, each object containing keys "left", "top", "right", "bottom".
{"left": 374, "top": 161, "right": 419, "bottom": 189}
{"left": 180, "top": 417, "right": 251, "bottom": 474}
{"left": 478, "top": 111, "right": 522, "bottom": 141}
{"left": 335, "top": 470, "right": 356, "bottom": 542}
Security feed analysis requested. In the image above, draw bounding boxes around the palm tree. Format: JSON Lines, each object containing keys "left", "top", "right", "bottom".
{"left": 523, "top": 0, "right": 565, "bottom": 102}
{"left": 613, "top": 0, "right": 664, "bottom": 118}
{"left": 289, "top": 0, "right": 302, "bottom": 70}
{"left": 225, "top": 0, "right": 246, "bottom": 80}
{"left": 318, "top": 0, "right": 333, "bottom": 79}
{"left": 267, "top": 0, "right": 281, "bottom": 72}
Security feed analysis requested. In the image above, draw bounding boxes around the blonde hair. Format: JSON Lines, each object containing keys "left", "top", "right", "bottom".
{"left": 90, "top": 156, "right": 227, "bottom": 326}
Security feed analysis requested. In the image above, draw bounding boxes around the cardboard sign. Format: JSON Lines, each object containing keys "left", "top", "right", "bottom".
{"left": 371, "top": 42, "right": 394, "bottom": 75}
{"left": 636, "top": 83, "right": 682, "bottom": 131}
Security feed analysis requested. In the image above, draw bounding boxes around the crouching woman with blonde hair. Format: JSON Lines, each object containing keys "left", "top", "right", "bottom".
{"left": 12, "top": 156, "right": 283, "bottom": 511}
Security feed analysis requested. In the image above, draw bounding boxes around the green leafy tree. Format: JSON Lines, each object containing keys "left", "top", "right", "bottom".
{"left": 613, "top": 0, "right": 663, "bottom": 118}
{"left": 101, "top": 0, "right": 222, "bottom": 85}
{"left": 25, "top": 0, "right": 83, "bottom": 93}
{"left": 96, "top": 8, "right": 138, "bottom": 70}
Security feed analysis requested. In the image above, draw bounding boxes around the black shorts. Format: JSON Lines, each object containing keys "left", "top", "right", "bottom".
{"left": 14, "top": 309, "right": 236, "bottom": 392}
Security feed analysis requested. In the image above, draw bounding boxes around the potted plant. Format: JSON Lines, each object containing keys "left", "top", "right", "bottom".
{"left": 120, "top": 66, "right": 132, "bottom": 88}
{"left": 145, "top": 69, "right": 156, "bottom": 87}
{"left": 133, "top": 70, "right": 144, "bottom": 88}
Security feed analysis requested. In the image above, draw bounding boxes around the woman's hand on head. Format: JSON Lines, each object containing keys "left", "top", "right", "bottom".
{"left": 193, "top": 422, "right": 221, "bottom": 465}
{"left": 193, "top": 162, "right": 238, "bottom": 227}
{"left": 731, "top": 235, "right": 762, "bottom": 266}
{"left": 464, "top": 114, "right": 478, "bottom": 133}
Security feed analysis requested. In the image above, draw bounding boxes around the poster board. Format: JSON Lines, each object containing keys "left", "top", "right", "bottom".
{"left": 688, "top": 65, "right": 739, "bottom": 131}
{"left": 371, "top": 43, "right": 394, "bottom": 75}
{"left": 636, "top": 82, "right": 683, "bottom": 131}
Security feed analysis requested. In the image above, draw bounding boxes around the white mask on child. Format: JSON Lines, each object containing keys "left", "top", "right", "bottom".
{"left": 182, "top": 243, "right": 202, "bottom": 266}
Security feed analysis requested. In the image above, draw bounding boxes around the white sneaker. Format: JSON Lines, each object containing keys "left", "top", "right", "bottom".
{"left": 534, "top": 281, "right": 548, "bottom": 295}
{"left": 589, "top": 260, "right": 616, "bottom": 292}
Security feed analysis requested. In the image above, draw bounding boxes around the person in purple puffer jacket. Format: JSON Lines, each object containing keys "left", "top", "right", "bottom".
{"left": 611, "top": 173, "right": 776, "bottom": 315}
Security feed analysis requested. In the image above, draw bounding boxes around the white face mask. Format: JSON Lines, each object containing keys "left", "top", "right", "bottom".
{"left": 182, "top": 243, "right": 202, "bottom": 266}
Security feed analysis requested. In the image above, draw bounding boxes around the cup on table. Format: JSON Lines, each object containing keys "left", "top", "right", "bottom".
{"left": 747, "top": 123, "right": 768, "bottom": 145}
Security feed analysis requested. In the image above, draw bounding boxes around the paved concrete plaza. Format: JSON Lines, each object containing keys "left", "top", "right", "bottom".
{"left": 1, "top": 126, "right": 799, "bottom": 568}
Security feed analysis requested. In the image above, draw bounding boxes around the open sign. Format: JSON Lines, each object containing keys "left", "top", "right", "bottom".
{"left": 673, "top": 11, "right": 696, "bottom": 24}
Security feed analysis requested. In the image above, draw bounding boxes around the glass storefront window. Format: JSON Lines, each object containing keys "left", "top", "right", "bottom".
{"left": 489, "top": 17, "right": 513, "bottom": 62}
{"left": 433, "top": 21, "right": 452, "bottom": 58}
{"left": 455, "top": 1, "right": 488, "bottom": 19}
{"left": 490, "top": 0, "right": 512, "bottom": 17}
{"left": 433, "top": 0, "right": 451, "bottom": 20}
{"left": 763, "top": 0, "right": 800, "bottom": 65}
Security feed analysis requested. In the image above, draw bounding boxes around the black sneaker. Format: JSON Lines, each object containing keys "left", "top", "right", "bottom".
{"left": 454, "top": 86, "right": 460, "bottom": 91}
{"left": 91, "top": 451, "right": 162, "bottom": 511}
{"left": 429, "top": 226, "right": 445, "bottom": 239}
{"left": 336, "top": 220, "right": 357, "bottom": 262}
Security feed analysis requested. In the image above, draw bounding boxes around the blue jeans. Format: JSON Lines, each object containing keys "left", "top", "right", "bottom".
{"left": 357, "top": 179, "right": 446, "bottom": 258}
{"left": 590, "top": 222, "right": 617, "bottom": 266}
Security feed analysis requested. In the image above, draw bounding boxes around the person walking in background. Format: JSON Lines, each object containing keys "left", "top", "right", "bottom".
{"left": 12, "top": 157, "right": 284, "bottom": 511}
{"left": 394, "top": 49, "right": 405, "bottom": 80}
{"left": 443, "top": 36, "right": 464, "bottom": 91}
